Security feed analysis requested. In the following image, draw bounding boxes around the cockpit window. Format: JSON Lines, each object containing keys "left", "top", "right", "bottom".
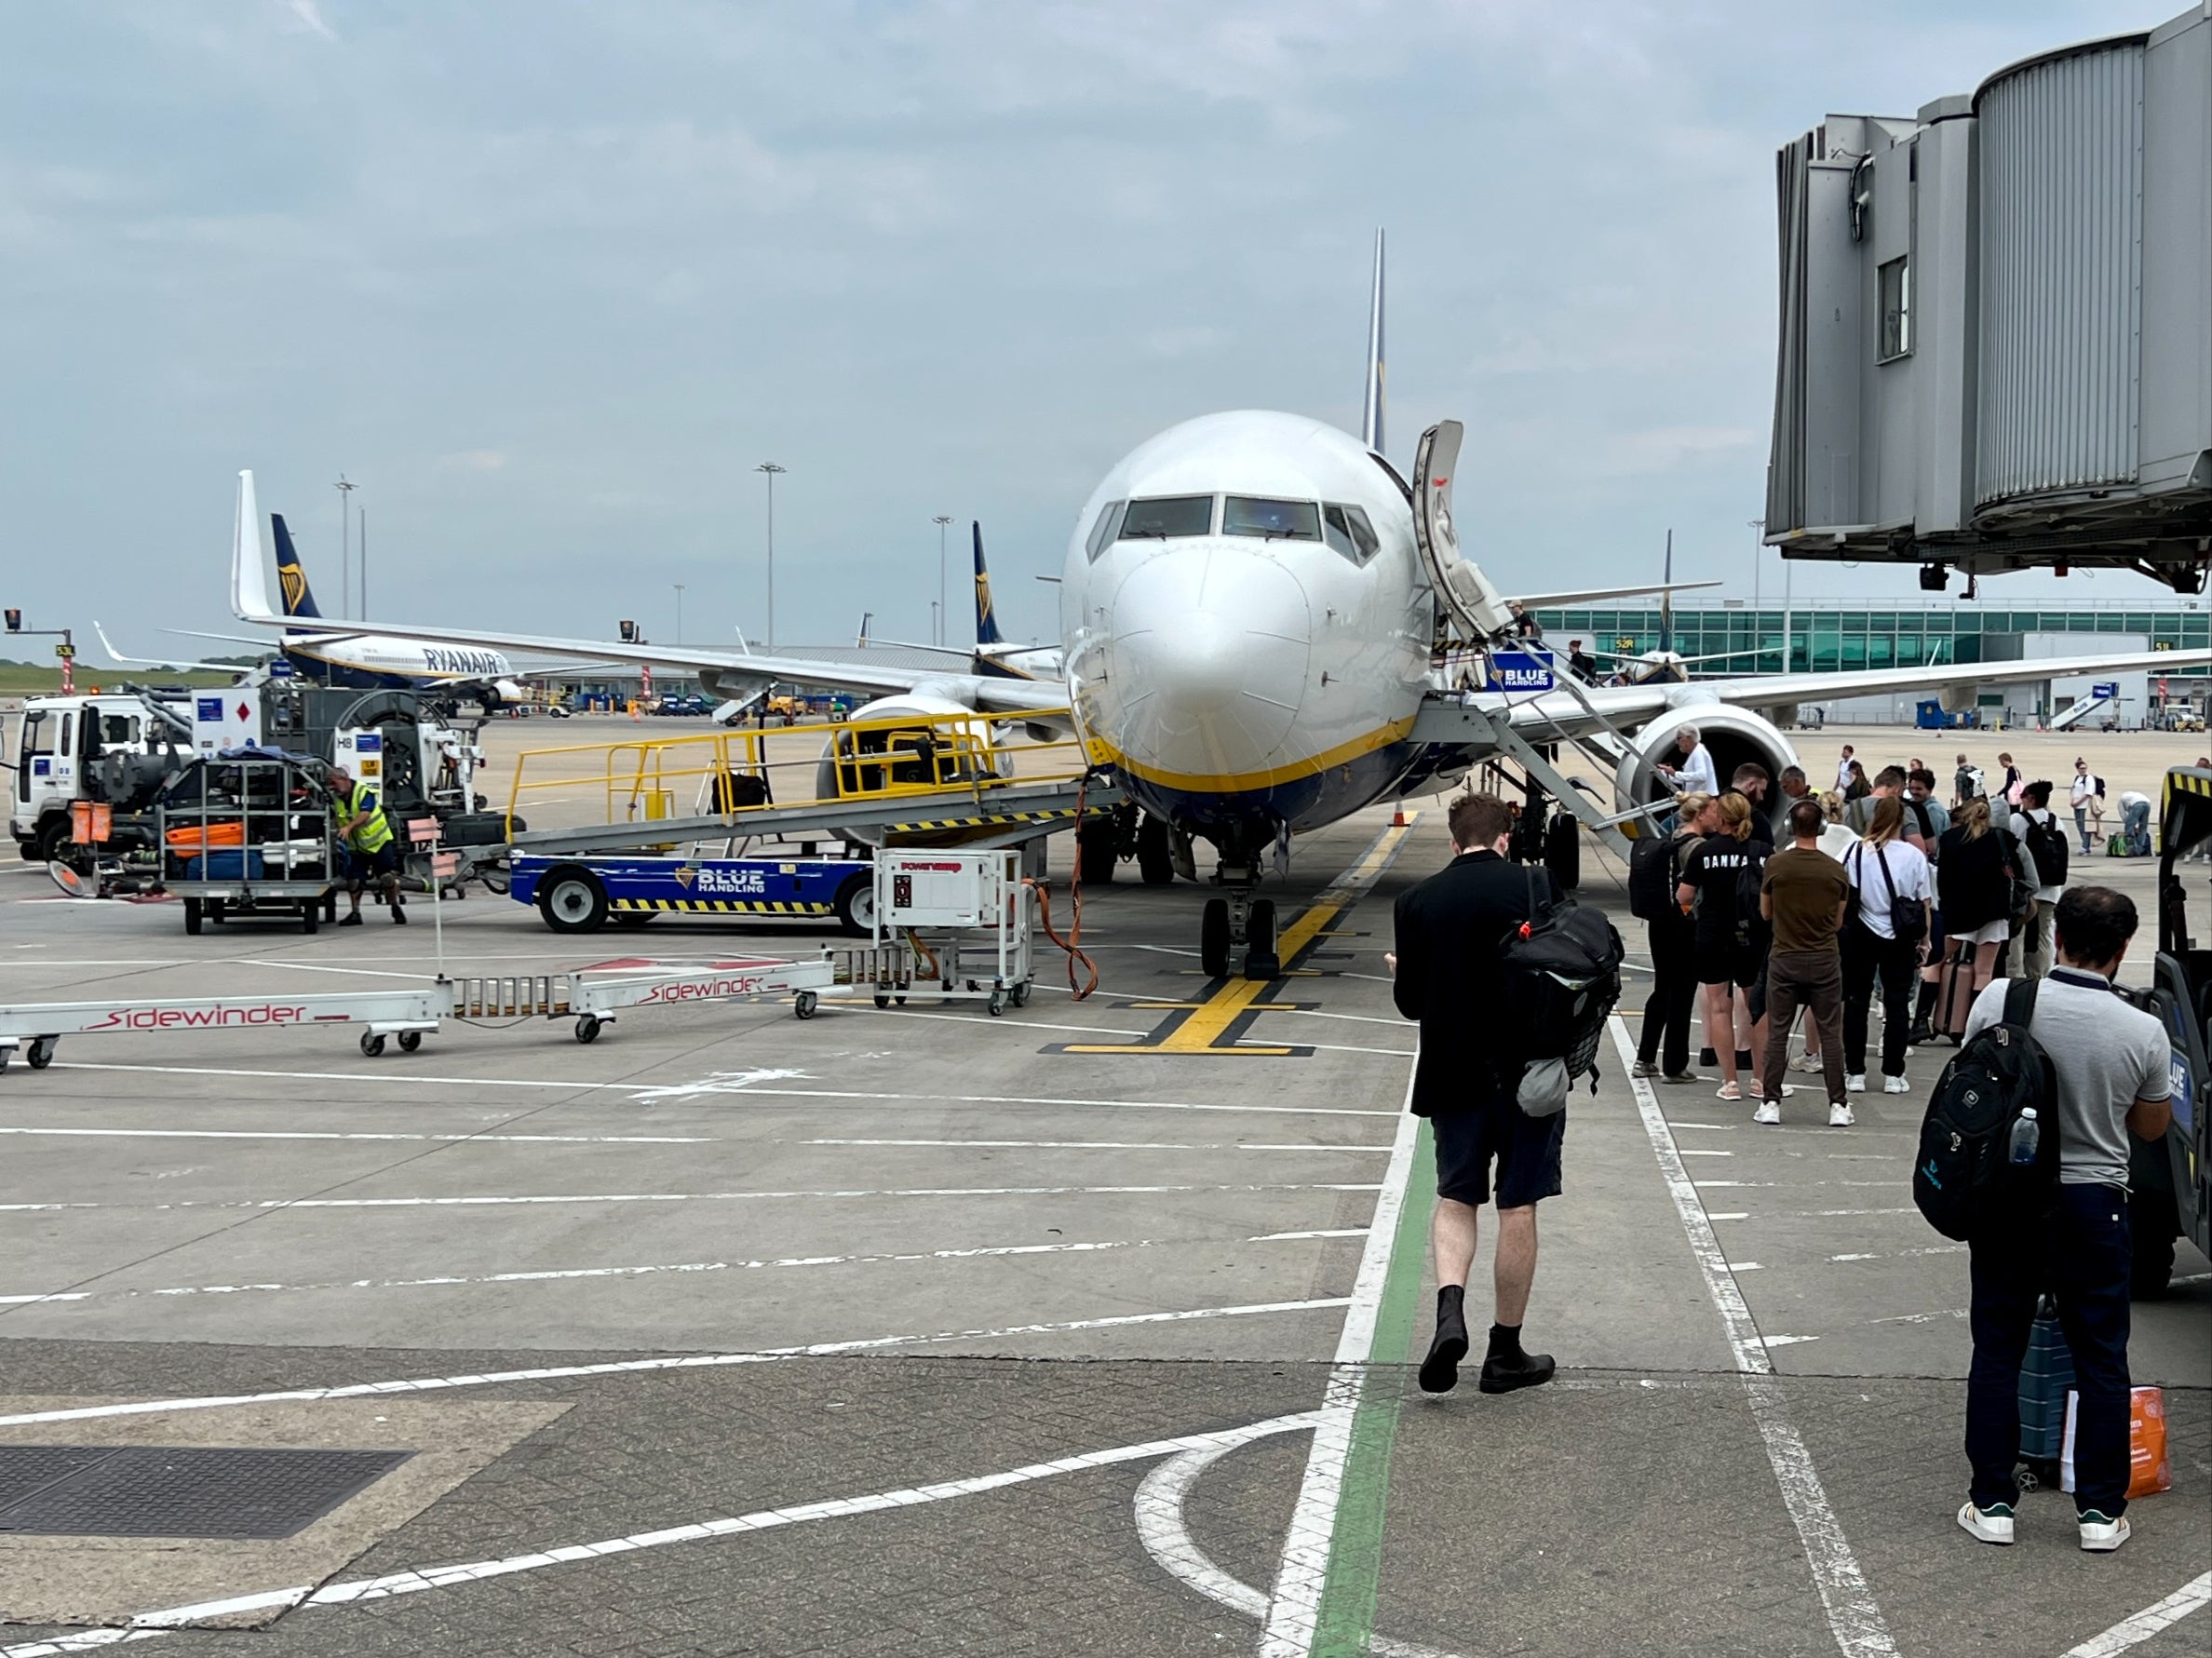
{"left": 1323, "top": 504, "right": 1381, "bottom": 565}
{"left": 1222, "top": 497, "right": 1320, "bottom": 542}
{"left": 1085, "top": 500, "right": 1126, "bottom": 561}
{"left": 1119, "top": 495, "right": 1214, "bottom": 540}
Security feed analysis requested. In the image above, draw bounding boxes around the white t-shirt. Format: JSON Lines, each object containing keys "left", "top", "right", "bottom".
{"left": 1843, "top": 839, "right": 1932, "bottom": 939}
{"left": 1835, "top": 757, "right": 1855, "bottom": 789}
{"left": 2070, "top": 774, "right": 2100, "bottom": 808}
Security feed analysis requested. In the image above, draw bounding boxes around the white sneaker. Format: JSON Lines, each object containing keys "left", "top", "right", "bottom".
{"left": 1753, "top": 1100, "right": 1781, "bottom": 1126}
{"left": 1883, "top": 1075, "right": 1910, "bottom": 1095}
{"left": 1788, "top": 1054, "right": 1824, "bottom": 1073}
{"left": 2078, "top": 1510, "right": 2131, "bottom": 1553}
{"left": 1957, "top": 1500, "right": 2016, "bottom": 1545}
{"left": 1846, "top": 1073, "right": 1867, "bottom": 1093}
{"left": 1828, "top": 1102, "right": 1855, "bottom": 1127}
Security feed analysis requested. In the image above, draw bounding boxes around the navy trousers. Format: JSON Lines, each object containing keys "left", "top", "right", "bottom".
{"left": 1965, "top": 1184, "right": 2134, "bottom": 1516}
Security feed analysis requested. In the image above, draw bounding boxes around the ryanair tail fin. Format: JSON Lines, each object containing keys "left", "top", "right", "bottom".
{"left": 972, "top": 521, "right": 1003, "bottom": 647}
{"left": 271, "top": 514, "right": 323, "bottom": 619}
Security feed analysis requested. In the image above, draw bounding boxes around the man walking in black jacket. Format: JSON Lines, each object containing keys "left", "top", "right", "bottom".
{"left": 1390, "top": 792, "right": 1561, "bottom": 1397}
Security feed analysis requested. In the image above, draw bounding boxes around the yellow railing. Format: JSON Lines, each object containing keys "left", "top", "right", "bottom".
{"left": 505, "top": 707, "right": 1089, "bottom": 840}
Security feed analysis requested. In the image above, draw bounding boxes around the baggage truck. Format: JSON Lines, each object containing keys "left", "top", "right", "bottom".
{"left": 509, "top": 853, "right": 878, "bottom": 937}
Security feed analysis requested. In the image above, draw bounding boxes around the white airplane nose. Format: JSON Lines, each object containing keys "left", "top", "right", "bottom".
{"left": 1099, "top": 546, "right": 1311, "bottom": 776}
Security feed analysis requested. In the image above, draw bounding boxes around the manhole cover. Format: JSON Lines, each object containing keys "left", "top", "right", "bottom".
{"left": 0, "top": 1446, "right": 413, "bottom": 1539}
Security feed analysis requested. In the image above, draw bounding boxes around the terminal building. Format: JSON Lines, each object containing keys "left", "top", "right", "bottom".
{"left": 1530, "top": 598, "right": 2211, "bottom": 726}
{"left": 1765, "top": 6, "right": 2212, "bottom": 592}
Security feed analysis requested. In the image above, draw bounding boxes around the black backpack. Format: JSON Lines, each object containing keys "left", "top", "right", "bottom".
{"left": 1498, "top": 869, "right": 1626, "bottom": 1090}
{"left": 2021, "top": 809, "right": 2070, "bottom": 889}
{"left": 1627, "top": 829, "right": 1687, "bottom": 921}
{"left": 1912, "top": 979, "right": 2059, "bottom": 1240}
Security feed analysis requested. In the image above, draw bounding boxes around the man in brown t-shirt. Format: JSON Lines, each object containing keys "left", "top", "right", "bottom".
{"left": 1757, "top": 799, "right": 1853, "bottom": 1123}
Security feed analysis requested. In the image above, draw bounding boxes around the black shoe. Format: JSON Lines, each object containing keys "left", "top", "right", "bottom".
{"left": 1905, "top": 1025, "right": 1935, "bottom": 1047}
{"left": 1418, "top": 1320, "right": 1469, "bottom": 1395}
{"left": 392, "top": 906, "right": 408, "bottom": 924}
{"left": 338, "top": 912, "right": 364, "bottom": 927}
{"left": 1477, "top": 1350, "right": 1557, "bottom": 1394}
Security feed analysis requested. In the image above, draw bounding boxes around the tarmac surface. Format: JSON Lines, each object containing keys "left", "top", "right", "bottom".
{"left": 0, "top": 716, "right": 2206, "bottom": 1656}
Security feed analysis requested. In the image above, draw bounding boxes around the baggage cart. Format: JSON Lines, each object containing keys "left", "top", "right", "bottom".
{"left": 157, "top": 754, "right": 338, "bottom": 935}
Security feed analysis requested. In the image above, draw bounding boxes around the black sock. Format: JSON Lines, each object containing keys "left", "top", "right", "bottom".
{"left": 1436, "top": 1285, "right": 1466, "bottom": 1331}
{"left": 1487, "top": 1321, "right": 1524, "bottom": 1358}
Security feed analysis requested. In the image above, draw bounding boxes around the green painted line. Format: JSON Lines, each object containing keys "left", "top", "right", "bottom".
{"left": 1311, "top": 1116, "right": 1436, "bottom": 1656}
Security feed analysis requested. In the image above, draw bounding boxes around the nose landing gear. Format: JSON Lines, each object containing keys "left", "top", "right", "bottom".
{"left": 1199, "top": 891, "right": 1278, "bottom": 980}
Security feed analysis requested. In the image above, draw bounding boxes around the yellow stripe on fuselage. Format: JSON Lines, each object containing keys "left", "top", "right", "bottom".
{"left": 1099, "top": 716, "right": 1417, "bottom": 796}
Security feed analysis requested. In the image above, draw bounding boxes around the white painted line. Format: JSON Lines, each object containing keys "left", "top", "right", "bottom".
{"left": 1678, "top": 1149, "right": 1733, "bottom": 1157}
{"left": 1868, "top": 1309, "right": 1967, "bottom": 1327}
{"left": 10, "top": 1230, "right": 1347, "bottom": 1307}
{"left": 0, "top": 1297, "right": 1353, "bottom": 1428}
{"left": 0, "top": 1181, "right": 1384, "bottom": 1215}
{"left": 46, "top": 1062, "right": 1397, "bottom": 1117}
{"left": 4, "top": 1409, "right": 1332, "bottom": 1649}
{"left": 1609, "top": 1017, "right": 1897, "bottom": 1658}
{"left": 1260, "top": 1058, "right": 1425, "bottom": 1657}
{"left": 1133, "top": 1432, "right": 1461, "bottom": 1658}
{"left": 2061, "top": 1571, "right": 2212, "bottom": 1657}
{"left": 800, "top": 1139, "right": 1386, "bottom": 1154}
{"left": 1828, "top": 1246, "right": 1964, "bottom": 1263}
{"left": 1251, "top": 1228, "right": 1370, "bottom": 1241}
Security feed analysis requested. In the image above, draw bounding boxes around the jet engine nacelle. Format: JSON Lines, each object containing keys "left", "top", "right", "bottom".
{"left": 814, "top": 692, "right": 1010, "bottom": 846}
{"left": 1613, "top": 707, "right": 1800, "bottom": 834}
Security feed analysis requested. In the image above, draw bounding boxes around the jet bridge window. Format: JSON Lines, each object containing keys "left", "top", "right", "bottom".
{"left": 1322, "top": 504, "right": 1381, "bottom": 565}
{"left": 1118, "top": 495, "right": 1215, "bottom": 540}
{"left": 1222, "top": 497, "right": 1320, "bottom": 542}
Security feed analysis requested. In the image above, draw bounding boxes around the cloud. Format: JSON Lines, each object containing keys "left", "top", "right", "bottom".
{"left": 287, "top": 0, "right": 339, "bottom": 43}
{"left": 441, "top": 450, "right": 510, "bottom": 473}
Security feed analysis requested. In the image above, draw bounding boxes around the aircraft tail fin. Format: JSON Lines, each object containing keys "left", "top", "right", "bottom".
{"left": 1360, "top": 228, "right": 1385, "bottom": 454}
{"left": 972, "top": 521, "right": 1004, "bottom": 646}
{"left": 271, "top": 514, "right": 323, "bottom": 618}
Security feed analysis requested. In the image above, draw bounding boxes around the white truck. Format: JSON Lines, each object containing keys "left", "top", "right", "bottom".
{"left": 8, "top": 692, "right": 193, "bottom": 866}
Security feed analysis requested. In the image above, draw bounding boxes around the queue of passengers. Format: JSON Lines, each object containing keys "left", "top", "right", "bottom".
{"left": 1629, "top": 739, "right": 2084, "bottom": 1126}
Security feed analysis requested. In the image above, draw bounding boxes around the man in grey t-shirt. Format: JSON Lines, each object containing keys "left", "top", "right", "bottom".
{"left": 1953, "top": 887, "right": 2172, "bottom": 1555}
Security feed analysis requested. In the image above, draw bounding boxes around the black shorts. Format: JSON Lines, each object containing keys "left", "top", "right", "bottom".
{"left": 342, "top": 844, "right": 399, "bottom": 883}
{"left": 1432, "top": 1099, "right": 1565, "bottom": 1208}
{"left": 1695, "top": 938, "right": 1759, "bottom": 988}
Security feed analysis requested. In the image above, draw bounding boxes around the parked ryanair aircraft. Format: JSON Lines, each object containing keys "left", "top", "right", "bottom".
{"left": 227, "top": 236, "right": 2212, "bottom": 974}
{"left": 107, "top": 515, "right": 533, "bottom": 704}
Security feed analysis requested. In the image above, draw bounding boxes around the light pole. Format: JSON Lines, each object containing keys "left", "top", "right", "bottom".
{"left": 933, "top": 515, "right": 953, "bottom": 646}
{"left": 335, "top": 475, "right": 357, "bottom": 616}
{"left": 673, "top": 583, "right": 685, "bottom": 645}
{"left": 1747, "top": 518, "right": 1764, "bottom": 668}
{"left": 756, "top": 463, "right": 786, "bottom": 648}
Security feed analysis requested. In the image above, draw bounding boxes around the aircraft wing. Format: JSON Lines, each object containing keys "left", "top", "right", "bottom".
{"left": 95, "top": 622, "right": 262, "bottom": 676}
{"left": 1505, "top": 580, "right": 1722, "bottom": 609}
{"left": 224, "top": 470, "right": 1072, "bottom": 719}
{"left": 1486, "top": 648, "right": 2212, "bottom": 739}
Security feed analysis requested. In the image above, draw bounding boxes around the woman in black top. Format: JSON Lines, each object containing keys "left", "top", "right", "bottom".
{"left": 1934, "top": 797, "right": 2013, "bottom": 1033}
{"left": 1843, "top": 761, "right": 1871, "bottom": 802}
{"left": 1676, "top": 793, "right": 1771, "bottom": 1101}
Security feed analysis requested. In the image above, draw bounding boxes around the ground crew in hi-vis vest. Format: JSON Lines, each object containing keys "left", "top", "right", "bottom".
{"left": 329, "top": 765, "right": 406, "bottom": 925}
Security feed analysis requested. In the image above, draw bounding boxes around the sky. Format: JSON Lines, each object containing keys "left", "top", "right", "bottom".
{"left": 0, "top": 0, "right": 2180, "bottom": 663}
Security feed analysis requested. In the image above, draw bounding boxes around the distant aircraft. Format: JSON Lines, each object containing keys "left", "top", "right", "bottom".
{"left": 104, "top": 515, "right": 535, "bottom": 705}
{"left": 226, "top": 234, "right": 2211, "bottom": 975}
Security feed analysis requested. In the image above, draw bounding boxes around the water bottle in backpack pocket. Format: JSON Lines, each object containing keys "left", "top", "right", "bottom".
{"left": 1912, "top": 978, "right": 2059, "bottom": 1240}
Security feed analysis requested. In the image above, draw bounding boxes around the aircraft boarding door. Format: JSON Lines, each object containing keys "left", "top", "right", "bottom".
{"left": 1411, "top": 420, "right": 1514, "bottom": 642}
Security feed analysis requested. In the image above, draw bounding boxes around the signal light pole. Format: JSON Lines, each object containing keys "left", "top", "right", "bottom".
{"left": 756, "top": 464, "right": 786, "bottom": 649}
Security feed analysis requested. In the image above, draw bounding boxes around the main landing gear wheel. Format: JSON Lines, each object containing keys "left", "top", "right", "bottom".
{"left": 359, "top": 1031, "right": 386, "bottom": 1058}
{"left": 1077, "top": 820, "right": 1119, "bottom": 885}
{"left": 1136, "top": 817, "right": 1175, "bottom": 885}
{"left": 1544, "top": 813, "right": 1581, "bottom": 893}
{"left": 1242, "top": 897, "right": 1279, "bottom": 980}
{"left": 1200, "top": 899, "right": 1231, "bottom": 978}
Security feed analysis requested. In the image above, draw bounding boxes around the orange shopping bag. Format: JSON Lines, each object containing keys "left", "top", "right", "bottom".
{"left": 2059, "top": 1385, "right": 2172, "bottom": 1498}
{"left": 2128, "top": 1387, "right": 2171, "bottom": 1499}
